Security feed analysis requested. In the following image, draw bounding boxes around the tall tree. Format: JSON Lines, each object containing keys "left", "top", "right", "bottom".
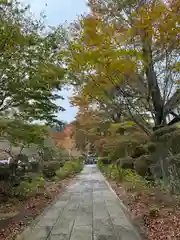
{"left": 0, "top": 0, "right": 66, "bottom": 124}
{"left": 63, "top": 0, "right": 180, "bottom": 134}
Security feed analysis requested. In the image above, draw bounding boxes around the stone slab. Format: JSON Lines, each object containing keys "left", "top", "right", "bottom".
{"left": 17, "top": 165, "right": 141, "bottom": 240}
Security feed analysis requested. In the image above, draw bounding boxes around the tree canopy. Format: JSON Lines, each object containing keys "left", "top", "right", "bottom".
{"left": 63, "top": 0, "right": 180, "bottom": 135}
{"left": 0, "top": 0, "right": 66, "bottom": 124}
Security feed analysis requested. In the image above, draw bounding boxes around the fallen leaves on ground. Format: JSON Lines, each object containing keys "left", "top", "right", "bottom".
{"left": 110, "top": 181, "right": 180, "bottom": 240}
{"left": 0, "top": 178, "right": 73, "bottom": 240}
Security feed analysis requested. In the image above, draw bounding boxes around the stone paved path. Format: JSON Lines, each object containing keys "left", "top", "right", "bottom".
{"left": 17, "top": 165, "right": 141, "bottom": 240}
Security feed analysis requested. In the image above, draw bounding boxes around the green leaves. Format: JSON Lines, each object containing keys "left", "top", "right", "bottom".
{"left": 0, "top": 118, "right": 47, "bottom": 147}
{"left": 0, "top": 1, "right": 66, "bottom": 124}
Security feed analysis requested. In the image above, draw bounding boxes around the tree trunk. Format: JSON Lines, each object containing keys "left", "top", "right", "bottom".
{"left": 141, "top": 29, "right": 164, "bottom": 127}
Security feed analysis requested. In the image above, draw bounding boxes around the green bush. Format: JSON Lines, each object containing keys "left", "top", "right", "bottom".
{"left": 169, "top": 153, "right": 180, "bottom": 167}
{"left": 63, "top": 161, "right": 75, "bottom": 174}
{"left": 131, "top": 145, "right": 148, "bottom": 158}
{"left": 123, "top": 169, "right": 151, "bottom": 192}
{"left": 56, "top": 168, "right": 69, "bottom": 180}
{"left": 22, "top": 173, "right": 43, "bottom": 183}
{"left": 100, "top": 163, "right": 128, "bottom": 182}
{"left": 29, "top": 162, "right": 40, "bottom": 172}
{"left": 98, "top": 156, "right": 111, "bottom": 165}
{"left": 97, "top": 158, "right": 103, "bottom": 170}
{"left": 150, "top": 126, "right": 180, "bottom": 155}
{"left": 151, "top": 125, "right": 177, "bottom": 141}
{"left": 43, "top": 161, "right": 64, "bottom": 178}
{"left": 73, "top": 160, "right": 84, "bottom": 173}
{"left": 116, "top": 156, "right": 134, "bottom": 170}
{"left": 108, "top": 139, "right": 140, "bottom": 161}
{"left": 98, "top": 160, "right": 150, "bottom": 192}
{"left": 56, "top": 159, "right": 83, "bottom": 180}
{"left": 134, "top": 155, "right": 152, "bottom": 177}
{"left": 0, "top": 164, "right": 11, "bottom": 181}
{"left": 146, "top": 142, "right": 157, "bottom": 154}
{"left": 15, "top": 175, "right": 45, "bottom": 199}
{"left": 98, "top": 158, "right": 112, "bottom": 174}
{"left": 102, "top": 164, "right": 113, "bottom": 178}
{"left": 64, "top": 159, "right": 83, "bottom": 173}
{"left": 107, "top": 165, "right": 127, "bottom": 182}
{"left": 163, "top": 130, "right": 180, "bottom": 155}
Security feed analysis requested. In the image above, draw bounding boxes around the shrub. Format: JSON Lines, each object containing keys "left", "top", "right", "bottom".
{"left": 116, "top": 156, "right": 134, "bottom": 170}
{"left": 146, "top": 142, "right": 157, "bottom": 154}
{"left": 151, "top": 125, "right": 177, "bottom": 141}
{"left": 131, "top": 145, "right": 148, "bottom": 158}
{"left": 29, "top": 162, "right": 40, "bottom": 172}
{"left": 56, "top": 168, "right": 69, "bottom": 180}
{"left": 99, "top": 159, "right": 131, "bottom": 181}
{"left": 164, "top": 130, "right": 180, "bottom": 155}
{"left": 169, "top": 153, "right": 180, "bottom": 167}
{"left": 108, "top": 140, "right": 137, "bottom": 161}
{"left": 72, "top": 160, "right": 83, "bottom": 173}
{"left": 103, "top": 164, "right": 113, "bottom": 178}
{"left": 15, "top": 175, "right": 45, "bottom": 199}
{"left": 98, "top": 156, "right": 111, "bottom": 165}
{"left": 150, "top": 126, "right": 180, "bottom": 156}
{"left": 134, "top": 155, "right": 152, "bottom": 177}
{"left": 99, "top": 158, "right": 151, "bottom": 193}
{"left": 97, "top": 158, "right": 103, "bottom": 170}
{"left": 63, "top": 161, "right": 75, "bottom": 174}
{"left": 63, "top": 159, "right": 83, "bottom": 174}
{"left": 109, "top": 165, "right": 127, "bottom": 182}
{"left": 108, "top": 139, "right": 139, "bottom": 161}
{"left": 56, "top": 159, "right": 83, "bottom": 180}
{"left": 43, "top": 161, "right": 63, "bottom": 179}
{"left": 0, "top": 164, "right": 11, "bottom": 181}
{"left": 123, "top": 169, "right": 151, "bottom": 192}
{"left": 22, "top": 173, "right": 43, "bottom": 183}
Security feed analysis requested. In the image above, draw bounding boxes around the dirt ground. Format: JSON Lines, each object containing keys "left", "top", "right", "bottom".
{"left": 110, "top": 181, "right": 180, "bottom": 240}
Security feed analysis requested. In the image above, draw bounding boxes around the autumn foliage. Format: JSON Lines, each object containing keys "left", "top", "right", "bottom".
{"left": 62, "top": 1, "right": 180, "bottom": 239}
{"left": 64, "top": 0, "right": 180, "bottom": 136}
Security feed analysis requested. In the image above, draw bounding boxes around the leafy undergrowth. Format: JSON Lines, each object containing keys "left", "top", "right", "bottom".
{"left": 110, "top": 181, "right": 180, "bottom": 240}
{"left": 0, "top": 178, "right": 73, "bottom": 240}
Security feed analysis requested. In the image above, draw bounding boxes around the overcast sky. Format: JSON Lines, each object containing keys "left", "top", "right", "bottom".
{"left": 21, "top": 0, "right": 89, "bottom": 123}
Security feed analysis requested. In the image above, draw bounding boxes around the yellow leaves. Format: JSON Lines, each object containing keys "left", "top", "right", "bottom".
{"left": 175, "top": 80, "right": 180, "bottom": 85}
{"left": 147, "top": 4, "right": 166, "bottom": 23}
{"left": 133, "top": 2, "right": 180, "bottom": 48}
{"left": 108, "top": 123, "right": 121, "bottom": 136}
{"left": 108, "top": 121, "right": 135, "bottom": 136}
{"left": 120, "top": 121, "right": 136, "bottom": 128}
{"left": 66, "top": 1, "right": 179, "bottom": 110}
{"left": 175, "top": 63, "right": 180, "bottom": 71}
{"left": 170, "top": 62, "right": 180, "bottom": 73}
{"left": 110, "top": 58, "right": 136, "bottom": 74}
{"left": 133, "top": 2, "right": 178, "bottom": 46}
{"left": 83, "top": 78, "right": 106, "bottom": 99}
{"left": 79, "top": 16, "right": 111, "bottom": 49}
{"left": 70, "top": 94, "right": 91, "bottom": 107}
{"left": 135, "top": 3, "right": 166, "bottom": 26}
